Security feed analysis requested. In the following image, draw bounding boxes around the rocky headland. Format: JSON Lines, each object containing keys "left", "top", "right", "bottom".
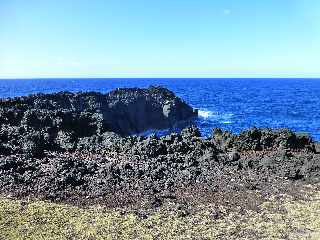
{"left": 0, "top": 86, "right": 197, "bottom": 156}
{"left": 0, "top": 86, "right": 319, "bottom": 208}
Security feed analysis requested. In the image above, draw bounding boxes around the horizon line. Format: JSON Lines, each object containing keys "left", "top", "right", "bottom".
{"left": 1, "top": 77, "right": 320, "bottom": 80}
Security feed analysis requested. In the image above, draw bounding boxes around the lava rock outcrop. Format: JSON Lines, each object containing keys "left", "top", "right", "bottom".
{"left": 0, "top": 86, "right": 197, "bottom": 156}
{"left": 0, "top": 125, "right": 319, "bottom": 203}
{"left": 0, "top": 88, "right": 319, "bottom": 205}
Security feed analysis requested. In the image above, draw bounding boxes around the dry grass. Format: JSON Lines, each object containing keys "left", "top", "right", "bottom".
{"left": 1, "top": 185, "right": 320, "bottom": 239}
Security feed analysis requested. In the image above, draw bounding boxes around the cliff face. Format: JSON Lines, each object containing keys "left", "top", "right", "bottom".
{"left": 101, "top": 87, "right": 197, "bottom": 134}
{"left": 0, "top": 86, "right": 197, "bottom": 156}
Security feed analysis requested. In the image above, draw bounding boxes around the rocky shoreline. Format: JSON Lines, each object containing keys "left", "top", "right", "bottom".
{"left": 0, "top": 87, "right": 319, "bottom": 207}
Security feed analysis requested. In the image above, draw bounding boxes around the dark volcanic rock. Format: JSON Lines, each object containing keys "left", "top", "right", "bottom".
{"left": 0, "top": 86, "right": 197, "bottom": 155}
{"left": 0, "top": 87, "right": 319, "bottom": 205}
{"left": 0, "top": 125, "right": 319, "bottom": 203}
{"left": 212, "top": 127, "right": 315, "bottom": 152}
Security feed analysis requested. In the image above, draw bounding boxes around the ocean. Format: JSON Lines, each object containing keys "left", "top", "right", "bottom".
{"left": 1, "top": 78, "right": 320, "bottom": 140}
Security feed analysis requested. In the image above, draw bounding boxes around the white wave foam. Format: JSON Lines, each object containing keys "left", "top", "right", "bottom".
{"left": 198, "top": 109, "right": 234, "bottom": 124}
{"left": 221, "top": 121, "right": 232, "bottom": 124}
{"left": 198, "top": 110, "right": 214, "bottom": 119}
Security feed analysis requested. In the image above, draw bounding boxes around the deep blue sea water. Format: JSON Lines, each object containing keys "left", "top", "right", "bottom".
{"left": 1, "top": 78, "right": 320, "bottom": 140}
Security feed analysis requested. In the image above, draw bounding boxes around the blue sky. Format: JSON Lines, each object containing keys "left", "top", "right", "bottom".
{"left": 0, "top": 0, "right": 320, "bottom": 78}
